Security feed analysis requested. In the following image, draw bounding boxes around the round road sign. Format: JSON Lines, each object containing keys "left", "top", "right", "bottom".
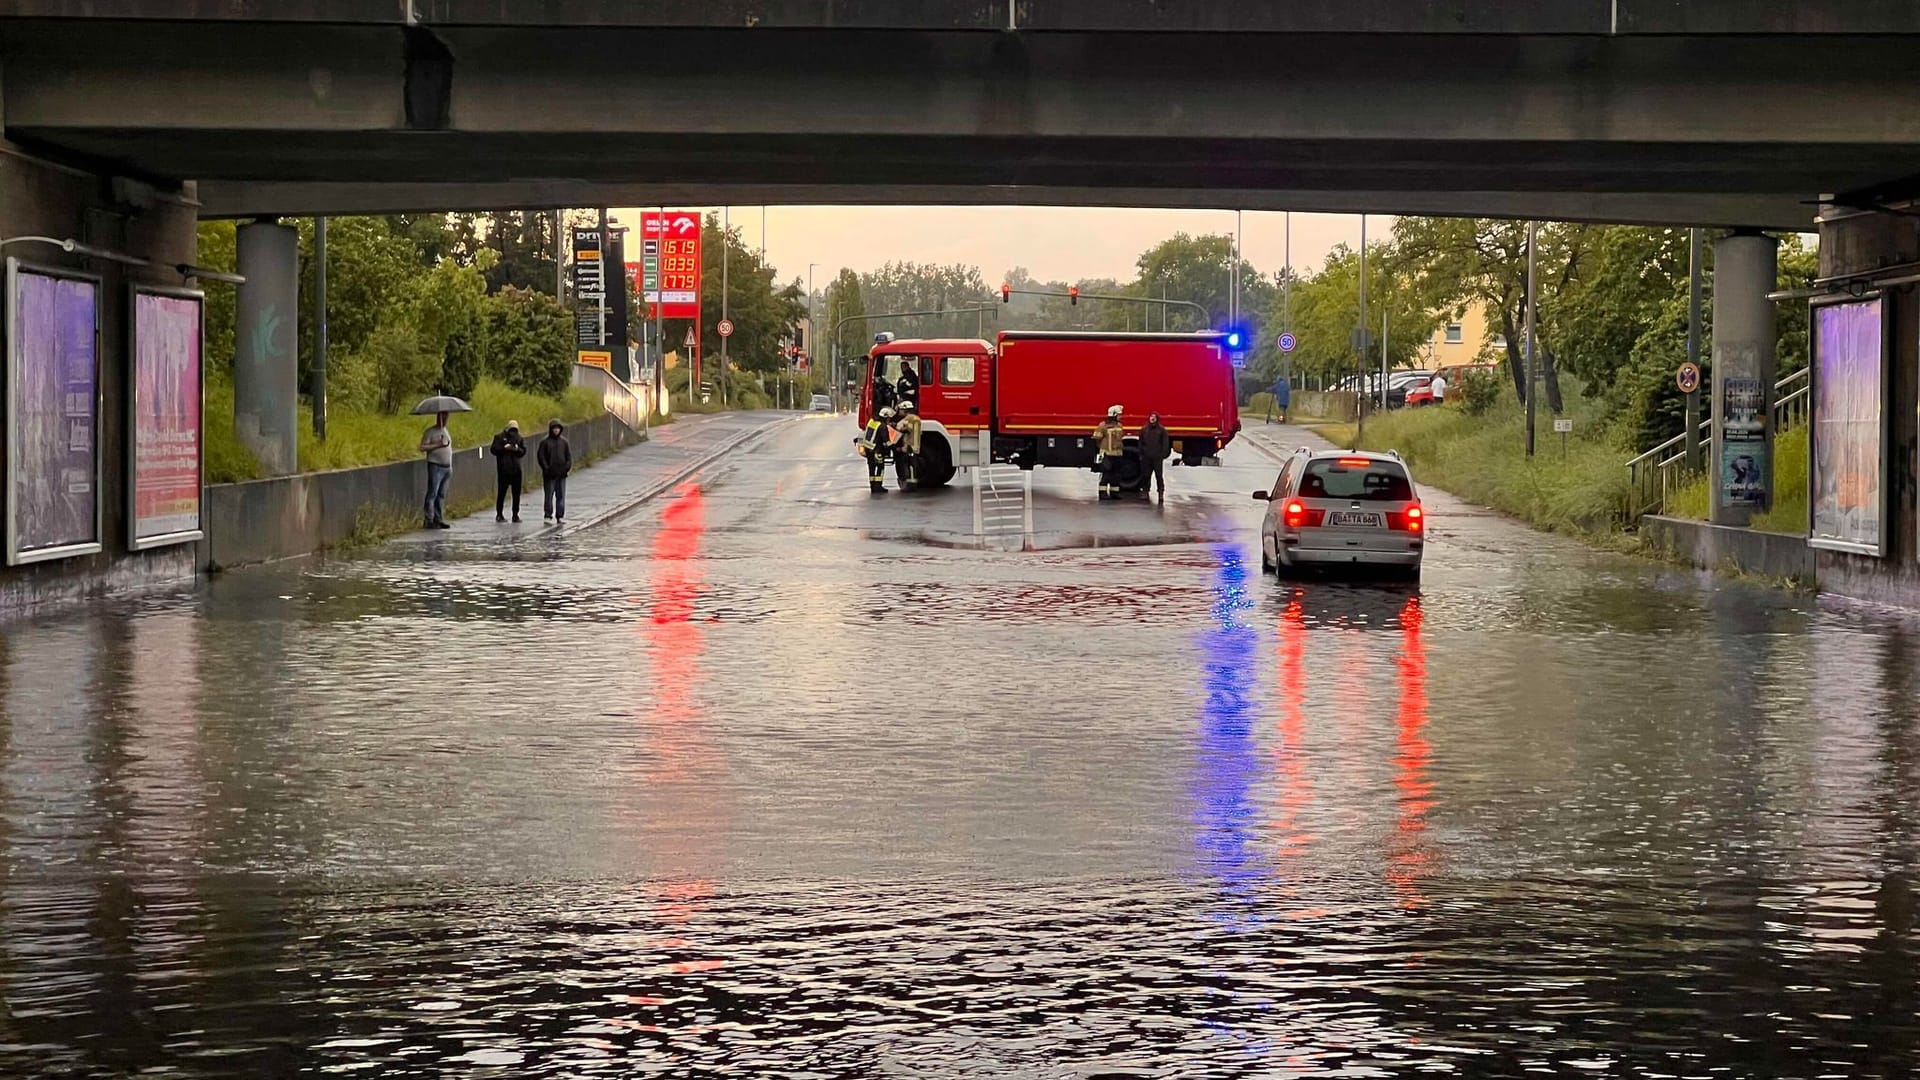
{"left": 1676, "top": 361, "right": 1701, "bottom": 394}
{"left": 1277, "top": 332, "right": 1297, "bottom": 353}
{"left": 717, "top": 319, "right": 735, "bottom": 338}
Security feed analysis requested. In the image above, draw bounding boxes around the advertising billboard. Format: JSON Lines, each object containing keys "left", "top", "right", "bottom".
{"left": 5, "top": 260, "right": 102, "bottom": 565}
{"left": 130, "top": 286, "right": 205, "bottom": 549}
{"left": 638, "top": 211, "right": 702, "bottom": 320}
{"left": 1809, "top": 295, "right": 1886, "bottom": 556}
{"left": 572, "top": 224, "right": 606, "bottom": 355}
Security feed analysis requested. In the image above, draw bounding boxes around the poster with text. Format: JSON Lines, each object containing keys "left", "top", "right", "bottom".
{"left": 131, "top": 289, "right": 204, "bottom": 547}
{"left": 1810, "top": 297, "right": 1884, "bottom": 554}
{"left": 1720, "top": 376, "right": 1768, "bottom": 506}
{"left": 7, "top": 264, "right": 101, "bottom": 563}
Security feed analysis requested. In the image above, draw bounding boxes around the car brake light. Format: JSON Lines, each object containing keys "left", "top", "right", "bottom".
{"left": 1283, "top": 500, "right": 1324, "bottom": 529}
{"left": 1337, "top": 457, "right": 1371, "bottom": 467}
{"left": 1394, "top": 504, "right": 1425, "bottom": 533}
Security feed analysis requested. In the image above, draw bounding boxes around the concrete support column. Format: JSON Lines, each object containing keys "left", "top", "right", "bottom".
{"left": 1709, "top": 231, "right": 1778, "bottom": 527}
{"left": 233, "top": 221, "right": 299, "bottom": 475}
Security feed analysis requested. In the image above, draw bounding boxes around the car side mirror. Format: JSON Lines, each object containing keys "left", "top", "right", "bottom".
{"left": 1252, "top": 490, "right": 1270, "bottom": 501}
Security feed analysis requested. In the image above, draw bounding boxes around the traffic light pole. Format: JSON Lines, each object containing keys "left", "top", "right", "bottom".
{"left": 1009, "top": 285, "right": 1208, "bottom": 325}
{"left": 996, "top": 286, "right": 1208, "bottom": 326}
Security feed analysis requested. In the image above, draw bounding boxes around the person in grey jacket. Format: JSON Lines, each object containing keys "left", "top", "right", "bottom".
{"left": 537, "top": 418, "right": 573, "bottom": 522}
{"left": 1139, "top": 412, "right": 1173, "bottom": 502}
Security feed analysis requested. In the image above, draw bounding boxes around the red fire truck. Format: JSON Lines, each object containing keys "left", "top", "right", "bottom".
{"left": 858, "top": 331, "right": 1243, "bottom": 491}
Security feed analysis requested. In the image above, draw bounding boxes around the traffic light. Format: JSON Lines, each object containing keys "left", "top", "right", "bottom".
{"left": 1068, "top": 285, "right": 1080, "bottom": 306}
{"left": 1000, "top": 283, "right": 1012, "bottom": 303}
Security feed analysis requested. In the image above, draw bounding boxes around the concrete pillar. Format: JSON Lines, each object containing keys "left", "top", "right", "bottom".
{"left": 1709, "top": 231, "right": 1778, "bottom": 527}
{"left": 233, "top": 222, "right": 299, "bottom": 475}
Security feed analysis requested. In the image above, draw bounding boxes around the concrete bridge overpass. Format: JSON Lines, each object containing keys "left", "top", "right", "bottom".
{"left": 4, "top": 1, "right": 1920, "bottom": 226}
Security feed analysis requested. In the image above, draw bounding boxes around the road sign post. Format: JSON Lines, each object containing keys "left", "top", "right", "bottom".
{"left": 1554, "top": 416, "right": 1573, "bottom": 459}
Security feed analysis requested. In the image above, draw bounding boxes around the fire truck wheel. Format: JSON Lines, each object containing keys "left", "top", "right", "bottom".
{"left": 920, "top": 436, "right": 955, "bottom": 488}
{"left": 1109, "top": 449, "right": 1146, "bottom": 492}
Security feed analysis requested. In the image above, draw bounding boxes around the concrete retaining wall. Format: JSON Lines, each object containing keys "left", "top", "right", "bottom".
{"left": 201, "top": 412, "right": 642, "bottom": 570}
{"left": 1295, "top": 390, "right": 1360, "bottom": 422}
{"left": 1640, "top": 514, "right": 1814, "bottom": 585}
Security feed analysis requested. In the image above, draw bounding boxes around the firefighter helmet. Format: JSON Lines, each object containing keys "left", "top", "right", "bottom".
{"left": 879, "top": 406, "right": 896, "bottom": 419}
{"left": 1108, "top": 404, "right": 1124, "bottom": 418}
{"left": 899, "top": 400, "right": 916, "bottom": 413}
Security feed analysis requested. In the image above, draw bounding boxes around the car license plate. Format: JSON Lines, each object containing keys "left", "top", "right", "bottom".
{"left": 1328, "top": 511, "right": 1381, "bottom": 527}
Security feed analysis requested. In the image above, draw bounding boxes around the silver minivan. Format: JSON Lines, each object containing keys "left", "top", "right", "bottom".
{"left": 1254, "top": 448, "right": 1424, "bottom": 581}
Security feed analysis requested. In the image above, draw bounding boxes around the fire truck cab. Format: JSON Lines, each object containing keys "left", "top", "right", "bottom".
{"left": 858, "top": 336, "right": 992, "bottom": 489}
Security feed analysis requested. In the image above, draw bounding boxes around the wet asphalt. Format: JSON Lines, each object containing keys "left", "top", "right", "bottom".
{"left": 1, "top": 412, "right": 1917, "bottom": 1077}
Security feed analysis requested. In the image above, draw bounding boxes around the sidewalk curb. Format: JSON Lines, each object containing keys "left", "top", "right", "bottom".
{"left": 561, "top": 415, "right": 800, "bottom": 533}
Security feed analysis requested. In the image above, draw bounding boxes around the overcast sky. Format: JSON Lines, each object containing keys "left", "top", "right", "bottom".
{"left": 611, "top": 206, "right": 1379, "bottom": 289}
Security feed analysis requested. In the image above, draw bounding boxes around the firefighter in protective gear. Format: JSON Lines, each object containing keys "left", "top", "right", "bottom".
{"left": 1092, "top": 404, "right": 1127, "bottom": 501}
{"left": 859, "top": 406, "right": 899, "bottom": 493}
{"left": 895, "top": 401, "right": 924, "bottom": 490}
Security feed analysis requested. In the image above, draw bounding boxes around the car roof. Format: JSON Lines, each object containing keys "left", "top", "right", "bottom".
{"left": 1290, "top": 447, "right": 1409, "bottom": 466}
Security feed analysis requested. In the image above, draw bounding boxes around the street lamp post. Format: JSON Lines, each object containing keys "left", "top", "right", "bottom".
{"left": 808, "top": 262, "right": 818, "bottom": 410}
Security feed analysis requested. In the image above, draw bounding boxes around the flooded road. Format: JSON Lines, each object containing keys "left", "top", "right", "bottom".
{"left": 2, "top": 416, "right": 1916, "bottom": 1077}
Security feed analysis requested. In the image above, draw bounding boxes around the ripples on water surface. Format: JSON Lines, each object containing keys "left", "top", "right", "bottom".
{"left": 1, "top": 442, "right": 1918, "bottom": 1076}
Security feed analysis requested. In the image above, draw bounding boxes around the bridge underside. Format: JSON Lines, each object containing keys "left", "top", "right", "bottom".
{"left": 7, "top": 17, "right": 1920, "bottom": 226}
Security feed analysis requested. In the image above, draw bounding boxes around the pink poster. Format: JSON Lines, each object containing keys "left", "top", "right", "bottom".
{"left": 131, "top": 290, "right": 202, "bottom": 546}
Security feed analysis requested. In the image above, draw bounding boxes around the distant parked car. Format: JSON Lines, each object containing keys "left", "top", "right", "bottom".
{"left": 809, "top": 393, "right": 832, "bottom": 412}
{"left": 1384, "top": 370, "right": 1434, "bottom": 409}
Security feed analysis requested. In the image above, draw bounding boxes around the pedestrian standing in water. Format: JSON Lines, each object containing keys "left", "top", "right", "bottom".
{"left": 1139, "top": 411, "right": 1172, "bottom": 502}
{"left": 1092, "top": 404, "right": 1127, "bottom": 501}
{"left": 537, "top": 418, "right": 573, "bottom": 523}
{"left": 490, "top": 420, "right": 527, "bottom": 522}
{"left": 418, "top": 409, "right": 454, "bottom": 529}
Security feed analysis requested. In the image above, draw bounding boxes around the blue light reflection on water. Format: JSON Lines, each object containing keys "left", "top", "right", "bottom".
{"left": 1189, "top": 545, "right": 1266, "bottom": 925}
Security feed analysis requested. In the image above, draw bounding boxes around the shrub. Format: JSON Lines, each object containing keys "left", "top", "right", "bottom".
{"left": 486, "top": 286, "right": 573, "bottom": 398}
{"left": 1454, "top": 369, "right": 1502, "bottom": 415}
{"left": 440, "top": 325, "right": 487, "bottom": 400}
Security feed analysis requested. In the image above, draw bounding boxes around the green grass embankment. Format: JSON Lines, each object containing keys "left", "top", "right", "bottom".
{"left": 1311, "top": 395, "right": 1633, "bottom": 538}
{"left": 1661, "top": 426, "right": 1807, "bottom": 535}
{"left": 205, "top": 378, "right": 601, "bottom": 484}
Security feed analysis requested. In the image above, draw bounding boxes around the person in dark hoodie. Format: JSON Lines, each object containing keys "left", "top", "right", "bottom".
{"left": 1139, "top": 411, "right": 1173, "bottom": 502}
{"left": 537, "top": 418, "right": 573, "bottom": 522}
{"left": 490, "top": 419, "right": 527, "bottom": 522}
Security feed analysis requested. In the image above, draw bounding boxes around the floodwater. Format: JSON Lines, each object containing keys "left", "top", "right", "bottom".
{"left": 1, "top": 417, "right": 1915, "bottom": 1077}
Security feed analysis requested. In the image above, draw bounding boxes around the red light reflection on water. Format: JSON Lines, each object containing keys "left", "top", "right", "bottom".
{"left": 642, "top": 484, "right": 713, "bottom": 785}
{"left": 1386, "top": 594, "right": 1433, "bottom": 908}
{"left": 1273, "top": 591, "right": 1315, "bottom": 864}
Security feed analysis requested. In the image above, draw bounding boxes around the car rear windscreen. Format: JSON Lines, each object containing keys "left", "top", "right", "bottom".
{"left": 1301, "top": 460, "right": 1413, "bottom": 501}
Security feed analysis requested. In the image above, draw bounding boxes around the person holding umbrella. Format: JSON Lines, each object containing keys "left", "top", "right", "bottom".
{"left": 413, "top": 394, "right": 471, "bottom": 530}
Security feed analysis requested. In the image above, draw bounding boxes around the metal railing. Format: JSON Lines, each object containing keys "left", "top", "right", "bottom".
{"left": 571, "top": 362, "right": 652, "bottom": 434}
{"left": 1625, "top": 366, "right": 1809, "bottom": 522}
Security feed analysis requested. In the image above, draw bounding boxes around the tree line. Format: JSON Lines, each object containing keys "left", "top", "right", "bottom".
{"left": 197, "top": 209, "right": 1815, "bottom": 449}
{"left": 198, "top": 210, "right": 814, "bottom": 420}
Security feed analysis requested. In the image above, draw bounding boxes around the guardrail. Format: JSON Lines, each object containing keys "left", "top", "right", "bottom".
{"left": 1625, "top": 366, "right": 1808, "bottom": 522}
{"left": 571, "top": 363, "right": 654, "bottom": 434}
